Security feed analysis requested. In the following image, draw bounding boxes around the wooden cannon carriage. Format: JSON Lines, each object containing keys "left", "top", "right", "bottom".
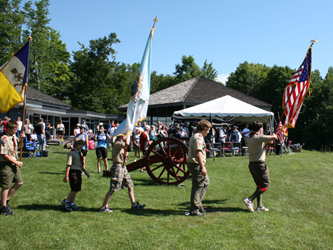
{"left": 104, "top": 137, "right": 190, "bottom": 185}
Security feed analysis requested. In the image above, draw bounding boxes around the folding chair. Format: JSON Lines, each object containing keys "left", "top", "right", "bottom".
{"left": 23, "top": 136, "right": 39, "bottom": 157}
{"left": 221, "top": 142, "right": 233, "bottom": 156}
{"left": 231, "top": 142, "right": 241, "bottom": 156}
{"left": 213, "top": 142, "right": 222, "bottom": 157}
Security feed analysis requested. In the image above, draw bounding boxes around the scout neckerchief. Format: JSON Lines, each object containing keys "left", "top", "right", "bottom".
{"left": 5, "top": 132, "right": 17, "bottom": 154}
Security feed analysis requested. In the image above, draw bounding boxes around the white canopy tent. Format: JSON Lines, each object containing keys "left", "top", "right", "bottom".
{"left": 172, "top": 95, "right": 274, "bottom": 127}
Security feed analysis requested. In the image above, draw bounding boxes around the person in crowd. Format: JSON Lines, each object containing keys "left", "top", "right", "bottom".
{"left": 95, "top": 126, "right": 111, "bottom": 173}
{"left": 35, "top": 118, "right": 46, "bottom": 152}
{"left": 219, "top": 124, "right": 228, "bottom": 145}
{"left": 243, "top": 121, "right": 277, "bottom": 212}
{"left": 61, "top": 138, "right": 90, "bottom": 211}
{"left": 149, "top": 125, "right": 157, "bottom": 142}
{"left": 133, "top": 128, "right": 142, "bottom": 162}
{"left": 139, "top": 125, "right": 151, "bottom": 172}
{"left": 24, "top": 119, "right": 33, "bottom": 141}
{"left": 99, "top": 134, "right": 145, "bottom": 212}
{"left": 81, "top": 119, "right": 89, "bottom": 132}
{"left": 186, "top": 119, "right": 211, "bottom": 216}
{"left": 174, "top": 124, "right": 182, "bottom": 139}
{"left": 76, "top": 125, "right": 89, "bottom": 169}
{"left": 73, "top": 124, "right": 80, "bottom": 137}
{"left": 161, "top": 124, "right": 168, "bottom": 138}
{"left": 142, "top": 122, "right": 147, "bottom": 131}
{"left": 1, "top": 117, "right": 10, "bottom": 133}
{"left": 229, "top": 126, "right": 242, "bottom": 143}
{"left": 0, "top": 120, "right": 25, "bottom": 215}
{"left": 30, "top": 131, "right": 38, "bottom": 142}
{"left": 87, "top": 130, "right": 94, "bottom": 141}
{"left": 57, "top": 120, "right": 65, "bottom": 142}
{"left": 183, "top": 123, "right": 190, "bottom": 137}
{"left": 241, "top": 124, "right": 251, "bottom": 146}
{"left": 16, "top": 117, "right": 22, "bottom": 138}
{"left": 44, "top": 124, "right": 52, "bottom": 148}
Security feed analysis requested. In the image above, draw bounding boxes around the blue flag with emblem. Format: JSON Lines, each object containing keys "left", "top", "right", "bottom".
{"left": 113, "top": 19, "right": 157, "bottom": 137}
{"left": 0, "top": 38, "right": 31, "bottom": 113}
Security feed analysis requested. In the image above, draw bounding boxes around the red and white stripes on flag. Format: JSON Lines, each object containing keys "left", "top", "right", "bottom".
{"left": 275, "top": 122, "right": 284, "bottom": 145}
{"left": 282, "top": 46, "right": 312, "bottom": 133}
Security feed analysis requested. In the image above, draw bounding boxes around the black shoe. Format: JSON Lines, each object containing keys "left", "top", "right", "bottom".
{"left": 1, "top": 205, "right": 14, "bottom": 215}
{"left": 70, "top": 204, "right": 82, "bottom": 211}
{"left": 199, "top": 206, "right": 207, "bottom": 214}
{"left": 131, "top": 202, "right": 145, "bottom": 209}
{"left": 190, "top": 211, "right": 206, "bottom": 217}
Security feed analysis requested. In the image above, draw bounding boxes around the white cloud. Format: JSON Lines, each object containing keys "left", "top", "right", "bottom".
{"left": 217, "top": 73, "right": 230, "bottom": 85}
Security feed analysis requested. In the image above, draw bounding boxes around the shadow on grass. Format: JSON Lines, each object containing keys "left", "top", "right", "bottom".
{"left": 17, "top": 204, "right": 101, "bottom": 213}
{"left": 39, "top": 171, "right": 65, "bottom": 175}
{"left": 177, "top": 199, "right": 249, "bottom": 213}
{"left": 121, "top": 208, "right": 186, "bottom": 216}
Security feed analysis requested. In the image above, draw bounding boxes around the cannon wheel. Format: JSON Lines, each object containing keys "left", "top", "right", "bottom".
{"left": 145, "top": 138, "right": 189, "bottom": 185}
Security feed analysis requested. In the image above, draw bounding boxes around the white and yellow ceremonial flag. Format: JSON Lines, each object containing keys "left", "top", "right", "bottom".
{"left": 113, "top": 19, "right": 156, "bottom": 137}
{"left": 0, "top": 38, "right": 31, "bottom": 113}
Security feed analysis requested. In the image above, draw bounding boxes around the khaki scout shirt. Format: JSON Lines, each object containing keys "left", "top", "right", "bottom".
{"left": 66, "top": 148, "right": 83, "bottom": 170}
{"left": 112, "top": 140, "right": 126, "bottom": 165}
{"left": 187, "top": 132, "right": 206, "bottom": 165}
{"left": 0, "top": 132, "right": 19, "bottom": 162}
{"left": 247, "top": 134, "right": 273, "bottom": 162}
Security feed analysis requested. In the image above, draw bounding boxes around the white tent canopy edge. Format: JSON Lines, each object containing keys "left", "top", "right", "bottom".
{"left": 172, "top": 95, "right": 274, "bottom": 129}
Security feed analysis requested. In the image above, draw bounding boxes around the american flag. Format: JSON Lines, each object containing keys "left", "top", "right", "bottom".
{"left": 275, "top": 122, "right": 284, "bottom": 145}
{"left": 282, "top": 46, "right": 312, "bottom": 131}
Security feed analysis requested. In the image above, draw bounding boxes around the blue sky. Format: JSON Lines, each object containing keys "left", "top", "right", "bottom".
{"left": 26, "top": 0, "right": 333, "bottom": 83}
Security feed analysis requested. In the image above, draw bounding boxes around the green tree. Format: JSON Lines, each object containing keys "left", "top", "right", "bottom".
{"left": 200, "top": 60, "right": 218, "bottom": 81}
{"left": 174, "top": 55, "right": 219, "bottom": 83}
{"left": 70, "top": 33, "right": 122, "bottom": 113}
{"left": 23, "top": 0, "right": 51, "bottom": 91}
{"left": 174, "top": 55, "right": 200, "bottom": 83}
{"left": 226, "top": 61, "right": 270, "bottom": 98}
{"left": 259, "top": 65, "right": 295, "bottom": 116}
{"left": 0, "top": 0, "right": 24, "bottom": 63}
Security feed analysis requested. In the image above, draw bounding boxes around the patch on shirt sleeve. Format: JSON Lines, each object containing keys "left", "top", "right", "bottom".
{"left": 2, "top": 140, "right": 6, "bottom": 145}
{"left": 196, "top": 137, "right": 203, "bottom": 148}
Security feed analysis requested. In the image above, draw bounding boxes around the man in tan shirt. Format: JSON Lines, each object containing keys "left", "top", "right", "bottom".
{"left": 243, "top": 121, "right": 277, "bottom": 212}
{"left": 187, "top": 120, "right": 211, "bottom": 216}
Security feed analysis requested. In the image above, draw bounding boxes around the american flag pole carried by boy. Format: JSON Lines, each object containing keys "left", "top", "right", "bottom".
{"left": 274, "top": 39, "right": 317, "bottom": 146}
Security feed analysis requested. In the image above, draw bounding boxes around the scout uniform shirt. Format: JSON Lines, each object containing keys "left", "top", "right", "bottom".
{"left": 112, "top": 140, "right": 126, "bottom": 165}
{"left": 187, "top": 132, "right": 206, "bottom": 165}
{"left": 247, "top": 134, "right": 273, "bottom": 163}
{"left": 0, "top": 132, "right": 19, "bottom": 162}
{"left": 67, "top": 148, "right": 83, "bottom": 170}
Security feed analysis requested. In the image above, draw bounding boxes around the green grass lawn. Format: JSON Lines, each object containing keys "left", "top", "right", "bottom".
{"left": 0, "top": 146, "right": 332, "bottom": 250}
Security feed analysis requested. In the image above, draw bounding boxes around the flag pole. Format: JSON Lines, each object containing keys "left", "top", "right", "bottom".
{"left": 19, "top": 85, "right": 27, "bottom": 161}
{"left": 19, "top": 33, "right": 31, "bottom": 161}
{"left": 276, "top": 39, "right": 317, "bottom": 131}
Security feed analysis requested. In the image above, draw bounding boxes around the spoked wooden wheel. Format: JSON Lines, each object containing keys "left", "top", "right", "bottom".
{"left": 145, "top": 138, "right": 189, "bottom": 185}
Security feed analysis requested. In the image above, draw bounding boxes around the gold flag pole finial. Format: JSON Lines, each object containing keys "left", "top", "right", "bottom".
{"left": 310, "top": 38, "right": 318, "bottom": 46}
{"left": 151, "top": 17, "right": 158, "bottom": 39}
{"left": 153, "top": 17, "right": 158, "bottom": 27}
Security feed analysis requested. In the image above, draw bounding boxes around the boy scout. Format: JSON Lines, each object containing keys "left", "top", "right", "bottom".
{"left": 243, "top": 121, "right": 277, "bottom": 212}
{"left": 0, "top": 120, "right": 25, "bottom": 215}
{"left": 100, "top": 134, "right": 145, "bottom": 212}
{"left": 187, "top": 120, "right": 211, "bottom": 216}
